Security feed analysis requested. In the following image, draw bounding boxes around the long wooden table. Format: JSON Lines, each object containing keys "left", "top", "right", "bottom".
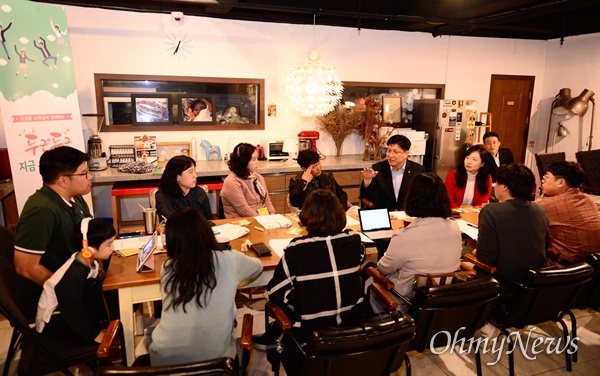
{"left": 104, "top": 216, "right": 294, "bottom": 365}
{"left": 104, "top": 210, "right": 480, "bottom": 365}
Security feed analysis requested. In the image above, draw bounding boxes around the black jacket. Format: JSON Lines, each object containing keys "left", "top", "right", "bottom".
{"left": 289, "top": 172, "right": 348, "bottom": 209}
{"left": 359, "top": 159, "right": 425, "bottom": 211}
{"left": 485, "top": 148, "right": 514, "bottom": 181}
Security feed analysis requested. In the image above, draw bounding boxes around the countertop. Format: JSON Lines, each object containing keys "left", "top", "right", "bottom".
{"left": 91, "top": 155, "right": 375, "bottom": 184}
{"left": 0, "top": 179, "right": 14, "bottom": 200}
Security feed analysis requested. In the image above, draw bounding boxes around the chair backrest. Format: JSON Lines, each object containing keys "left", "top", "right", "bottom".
{"left": 495, "top": 263, "right": 593, "bottom": 329}
{"left": 0, "top": 224, "right": 15, "bottom": 264}
{"left": 149, "top": 188, "right": 158, "bottom": 209}
{"left": 535, "top": 152, "right": 566, "bottom": 181}
{"left": 576, "top": 149, "right": 600, "bottom": 187}
{"left": 300, "top": 311, "right": 415, "bottom": 375}
{"left": 577, "top": 253, "right": 600, "bottom": 309}
{"left": 408, "top": 276, "right": 500, "bottom": 352}
{"left": 94, "top": 357, "right": 237, "bottom": 375}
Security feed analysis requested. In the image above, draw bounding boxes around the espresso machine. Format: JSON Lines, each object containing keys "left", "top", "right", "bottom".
{"left": 82, "top": 114, "right": 108, "bottom": 171}
{"left": 298, "top": 130, "right": 319, "bottom": 152}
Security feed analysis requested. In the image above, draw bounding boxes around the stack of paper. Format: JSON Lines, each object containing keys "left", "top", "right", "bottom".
{"left": 212, "top": 223, "right": 250, "bottom": 241}
{"left": 254, "top": 214, "right": 292, "bottom": 229}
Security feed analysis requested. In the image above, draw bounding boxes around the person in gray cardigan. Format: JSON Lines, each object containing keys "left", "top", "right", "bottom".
{"left": 149, "top": 208, "right": 262, "bottom": 366}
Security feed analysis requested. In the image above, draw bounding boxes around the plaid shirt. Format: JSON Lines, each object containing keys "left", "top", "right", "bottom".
{"left": 267, "top": 230, "right": 365, "bottom": 339}
{"left": 539, "top": 188, "right": 600, "bottom": 264}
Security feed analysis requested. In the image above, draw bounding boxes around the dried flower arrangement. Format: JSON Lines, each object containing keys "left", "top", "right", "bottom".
{"left": 361, "top": 97, "right": 395, "bottom": 160}
{"left": 316, "top": 105, "right": 365, "bottom": 157}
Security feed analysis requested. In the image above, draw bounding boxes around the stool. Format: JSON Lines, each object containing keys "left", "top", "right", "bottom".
{"left": 111, "top": 180, "right": 223, "bottom": 235}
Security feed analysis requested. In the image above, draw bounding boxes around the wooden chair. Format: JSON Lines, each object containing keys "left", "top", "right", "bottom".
{"left": 95, "top": 314, "right": 253, "bottom": 376}
{"left": 463, "top": 254, "right": 593, "bottom": 375}
{"left": 0, "top": 260, "right": 123, "bottom": 375}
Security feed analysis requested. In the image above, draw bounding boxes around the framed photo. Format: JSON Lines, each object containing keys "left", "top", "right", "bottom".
{"left": 134, "top": 135, "right": 158, "bottom": 162}
{"left": 382, "top": 96, "right": 402, "bottom": 124}
{"left": 131, "top": 94, "right": 173, "bottom": 126}
{"left": 156, "top": 141, "right": 192, "bottom": 165}
{"left": 178, "top": 95, "right": 216, "bottom": 125}
{"left": 103, "top": 97, "right": 132, "bottom": 125}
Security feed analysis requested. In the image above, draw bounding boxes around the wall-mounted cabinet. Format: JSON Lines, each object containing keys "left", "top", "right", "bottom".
{"left": 94, "top": 74, "right": 265, "bottom": 132}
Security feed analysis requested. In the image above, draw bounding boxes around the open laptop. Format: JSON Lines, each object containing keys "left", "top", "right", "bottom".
{"left": 358, "top": 208, "right": 394, "bottom": 241}
{"left": 136, "top": 232, "right": 157, "bottom": 272}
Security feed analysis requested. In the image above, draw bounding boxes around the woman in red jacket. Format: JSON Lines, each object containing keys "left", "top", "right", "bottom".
{"left": 445, "top": 145, "right": 492, "bottom": 208}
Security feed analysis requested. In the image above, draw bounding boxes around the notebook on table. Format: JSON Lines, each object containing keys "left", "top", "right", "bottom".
{"left": 358, "top": 208, "right": 394, "bottom": 240}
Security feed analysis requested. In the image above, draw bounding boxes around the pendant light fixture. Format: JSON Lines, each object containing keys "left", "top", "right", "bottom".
{"left": 284, "top": 15, "right": 343, "bottom": 117}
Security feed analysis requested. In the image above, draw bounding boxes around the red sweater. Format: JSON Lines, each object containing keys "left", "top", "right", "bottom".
{"left": 445, "top": 170, "right": 492, "bottom": 208}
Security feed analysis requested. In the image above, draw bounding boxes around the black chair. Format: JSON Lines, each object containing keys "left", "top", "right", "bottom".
{"left": 576, "top": 253, "right": 600, "bottom": 310}
{"left": 535, "top": 152, "right": 566, "bottom": 193}
{"left": 264, "top": 270, "right": 416, "bottom": 376}
{"left": 369, "top": 267, "right": 500, "bottom": 376}
{"left": 95, "top": 313, "right": 254, "bottom": 376}
{"left": 481, "top": 262, "right": 594, "bottom": 375}
{"left": 575, "top": 149, "right": 600, "bottom": 194}
{"left": 0, "top": 257, "right": 123, "bottom": 375}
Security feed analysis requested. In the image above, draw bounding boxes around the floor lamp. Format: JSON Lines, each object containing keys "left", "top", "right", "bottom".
{"left": 562, "top": 89, "right": 596, "bottom": 151}
{"left": 545, "top": 88, "right": 572, "bottom": 152}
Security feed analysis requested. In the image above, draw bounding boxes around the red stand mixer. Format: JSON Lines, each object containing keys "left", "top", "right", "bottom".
{"left": 298, "top": 131, "right": 319, "bottom": 152}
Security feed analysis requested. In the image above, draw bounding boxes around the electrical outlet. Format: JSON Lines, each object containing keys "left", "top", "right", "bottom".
{"left": 529, "top": 141, "right": 535, "bottom": 148}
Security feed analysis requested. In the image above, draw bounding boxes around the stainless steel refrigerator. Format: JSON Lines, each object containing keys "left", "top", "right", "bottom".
{"left": 411, "top": 99, "right": 478, "bottom": 179}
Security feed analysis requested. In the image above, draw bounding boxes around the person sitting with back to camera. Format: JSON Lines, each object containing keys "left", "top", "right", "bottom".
{"left": 289, "top": 149, "right": 355, "bottom": 213}
{"left": 538, "top": 160, "right": 600, "bottom": 264}
{"left": 155, "top": 155, "right": 213, "bottom": 221}
{"left": 360, "top": 135, "right": 425, "bottom": 211}
{"left": 264, "top": 189, "right": 368, "bottom": 372}
{"left": 36, "top": 218, "right": 116, "bottom": 344}
{"left": 221, "top": 143, "right": 276, "bottom": 218}
{"left": 444, "top": 144, "right": 492, "bottom": 208}
{"left": 149, "top": 207, "right": 262, "bottom": 366}
{"left": 377, "top": 173, "right": 462, "bottom": 304}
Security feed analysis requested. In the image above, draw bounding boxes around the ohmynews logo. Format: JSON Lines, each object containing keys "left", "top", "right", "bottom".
{"left": 430, "top": 327, "right": 579, "bottom": 365}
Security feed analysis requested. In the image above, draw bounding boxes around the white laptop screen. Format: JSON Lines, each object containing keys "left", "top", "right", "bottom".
{"left": 359, "top": 208, "right": 392, "bottom": 231}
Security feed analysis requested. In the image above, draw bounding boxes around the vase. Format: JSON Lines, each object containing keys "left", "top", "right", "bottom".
{"left": 334, "top": 139, "right": 344, "bottom": 158}
{"left": 363, "top": 143, "right": 373, "bottom": 161}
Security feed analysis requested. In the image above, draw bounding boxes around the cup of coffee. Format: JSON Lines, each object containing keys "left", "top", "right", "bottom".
{"left": 142, "top": 208, "right": 157, "bottom": 235}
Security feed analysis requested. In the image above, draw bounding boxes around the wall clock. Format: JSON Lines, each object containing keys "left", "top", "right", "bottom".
{"left": 166, "top": 32, "right": 192, "bottom": 59}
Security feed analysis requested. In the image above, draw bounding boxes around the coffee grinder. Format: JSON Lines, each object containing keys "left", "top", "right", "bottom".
{"left": 82, "top": 114, "right": 108, "bottom": 171}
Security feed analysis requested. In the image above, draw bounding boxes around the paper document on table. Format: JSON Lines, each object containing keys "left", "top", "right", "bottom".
{"left": 254, "top": 214, "right": 292, "bottom": 229}
{"left": 456, "top": 219, "right": 478, "bottom": 240}
{"left": 212, "top": 223, "right": 250, "bottom": 241}
{"left": 345, "top": 215, "right": 360, "bottom": 227}
{"left": 390, "top": 211, "right": 408, "bottom": 220}
{"left": 268, "top": 238, "right": 293, "bottom": 258}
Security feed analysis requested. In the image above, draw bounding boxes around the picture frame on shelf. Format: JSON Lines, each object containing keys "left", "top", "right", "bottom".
{"left": 382, "top": 96, "right": 402, "bottom": 124}
{"left": 178, "top": 95, "right": 216, "bottom": 125}
{"left": 103, "top": 97, "right": 133, "bottom": 125}
{"left": 156, "top": 141, "right": 192, "bottom": 166}
{"left": 134, "top": 135, "right": 158, "bottom": 163}
{"left": 131, "top": 94, "right": 173, "bottom": 126}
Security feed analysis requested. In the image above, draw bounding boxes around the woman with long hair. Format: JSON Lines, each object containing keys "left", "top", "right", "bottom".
{"left": 445, "top": 145, "right": 492, "bottom": 208}
{"left": 378, "top": 173, "right": 462, "bottom": 299}
{"left": 149, "top": 208, "right": 262, "bottom": 366}
{"left": 155, "top": 155, "right": 213, "bottom": 220}
{"left": 221, "top": 142, "right": 276, "bottom": 218}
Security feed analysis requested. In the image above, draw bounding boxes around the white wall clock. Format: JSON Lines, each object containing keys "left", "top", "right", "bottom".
{"left": 166, "top": 32, "right": 192, "bottom": 59}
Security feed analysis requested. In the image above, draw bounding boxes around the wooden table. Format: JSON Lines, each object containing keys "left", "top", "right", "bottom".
{"left": 104, "top": 216, "right": 294, "bottom": 365}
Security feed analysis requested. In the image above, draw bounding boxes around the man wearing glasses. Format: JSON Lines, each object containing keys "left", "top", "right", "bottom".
{"left": 360, "top": 135, "right": 424, "bottom": 211}
{"left": 539, "top": 161, "right": 600, "bottom": 264}
{"left": 14, "top": 146, "right": 92, "bottom": 286}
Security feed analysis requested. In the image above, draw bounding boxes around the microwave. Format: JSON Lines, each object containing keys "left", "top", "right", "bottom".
{"left": 266, "top": 141, "right": 289, "bottom": 160}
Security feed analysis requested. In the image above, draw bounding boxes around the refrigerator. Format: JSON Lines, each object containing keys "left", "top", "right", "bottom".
{"left": 411, "top": 99, "right": 478, "bottom": 180}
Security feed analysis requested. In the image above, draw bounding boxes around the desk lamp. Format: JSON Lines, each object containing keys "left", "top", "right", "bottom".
{"left": 563, "top": 89, "right": 595, "bottom": 151}
{"left": 545, "top": 88, "right": 572, "bottom": 152}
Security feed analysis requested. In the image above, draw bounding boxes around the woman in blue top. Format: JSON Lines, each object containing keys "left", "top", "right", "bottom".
{"left": 155, "top": 155, "right": 213, "bottom": 220}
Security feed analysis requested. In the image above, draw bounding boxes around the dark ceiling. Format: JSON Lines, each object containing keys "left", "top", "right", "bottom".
{"left": 37, "top": 0, "right": 600, "bottom": 41}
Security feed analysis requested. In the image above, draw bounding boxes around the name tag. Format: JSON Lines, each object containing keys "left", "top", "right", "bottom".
{"left": 258, "top": 207, "right": 270, "bottom": 216}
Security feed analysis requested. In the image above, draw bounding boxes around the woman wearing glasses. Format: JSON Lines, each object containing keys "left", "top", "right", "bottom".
{"left": 221, "top": 142, "right": 275, "bottom": 218}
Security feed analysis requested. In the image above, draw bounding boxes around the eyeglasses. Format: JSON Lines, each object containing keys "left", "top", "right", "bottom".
{"left": 387, "top": 148, "right": 408, "bottom": 156}
{"left": 64, "top": 170, "right": 91, "bottom": 178}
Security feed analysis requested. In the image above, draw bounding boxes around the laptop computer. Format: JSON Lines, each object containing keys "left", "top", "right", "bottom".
{"left": 136, "top": 232, "right": 158, "bottom": 272}
{"left": 358, "top": 208, "right": 394, "bottom": 241}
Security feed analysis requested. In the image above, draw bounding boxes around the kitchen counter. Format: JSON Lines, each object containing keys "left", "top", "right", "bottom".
{"left": 90, "top": 155, "right": 374, "bottom": 184}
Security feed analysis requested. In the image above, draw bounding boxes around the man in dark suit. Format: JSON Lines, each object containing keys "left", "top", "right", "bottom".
{"left": 483, "top": 131, "right": 514, "bottom": 181}
{"left": 360, "top": 135, "right": 425, "bottom": 211}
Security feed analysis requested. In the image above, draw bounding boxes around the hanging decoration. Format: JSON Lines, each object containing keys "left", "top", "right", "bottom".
{"left": 284, "top": 16, "right": 343, "bottom": 117}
